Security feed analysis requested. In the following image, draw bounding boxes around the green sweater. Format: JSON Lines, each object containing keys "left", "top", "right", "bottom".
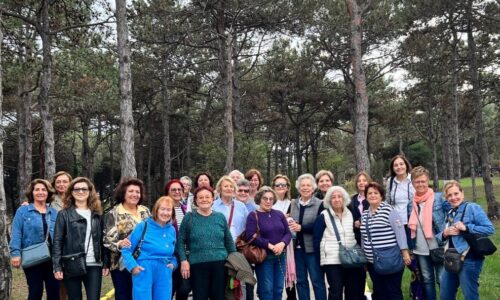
{"left": 177, "top": 211, "right": 236, "bottom": 265}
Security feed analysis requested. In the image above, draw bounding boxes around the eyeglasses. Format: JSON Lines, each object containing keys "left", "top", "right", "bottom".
{"left": 274, "top": 183, "right": 287, "bottom": 188}
{"left": 169, "top": 188, "right": 183, "bottom": 193}
{"left": 238, "top": 189, "right": 250, "bottom": 193}
{"left": 73, "top": 188, "right": 89, "bottom": 193}
{"left": 261, "top": 197, "right": 274, "bottom": 202}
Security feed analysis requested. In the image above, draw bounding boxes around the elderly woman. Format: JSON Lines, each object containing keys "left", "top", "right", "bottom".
{"left": 437, "top": 180, "right": 494, "bottom": 300}
{"left": 213, "top": 176, "right": 249, "bottom": 242}
{"left": 245, "top": 169, "right": 264, "bottom": 200}
{"left": 122, "top": 196, "right": 177, "bottom": 300}
{"left": 360, "top": 182, "right": 411, "bottom": 300}
{"left": 177, "top": 186, "right": 235, "bottom": 300}
{"left": 104, "top": 178, "right": 151, "bottom": 300}
{"left": 51, "top": 171, "right": 73, "bottom": 212}
{"left": 290, "top": 173, "right": 326, "bottom": 300}
{"left": 236, "top": 179, "right": 257, "bottom": 213}
{"left": 314, "top": 170, "right": 334, "bottom": 200}
{"left": 180, "top": 176, "right": 193, "bottom": 207}
{"left": 229, "top": 169, "right": 245, "bottom": 184}
{"left": 52, "top": 177, "right": 109, "bottom": 300}
{"left": 313, "top": 186, "right": 365, "bottom": 300}
{"left": 10, "top": 179, "right": 59, "bottom": 300}
{"left": 408, "top": 166, "right": 447, "bottom": 300}
{"left": 245, "top": 186, "right": 292, "bottom": 300}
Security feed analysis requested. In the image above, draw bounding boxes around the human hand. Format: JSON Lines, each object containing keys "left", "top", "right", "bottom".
{"left": 119, "top": 238, "right": 131, "bottom": 249}
{"left": 102, "top": 268, "right": 110, "bottom": 276}
{"left": 402, "top": 250, "right": 411, "bottom": 266}
{"left": 273, "top": 242, "right": 285, "bottom": 255}
{"left": 132, "top": 266, "right": 145, "bottom": 276}
{"left": 54, "top": 271, "right": 64, "bottom": 280}
{"left": 289, "top": 223, "right": 301, "bottom": 232}
{"left": 181, "top": 261, "right": 190, "bottom": 279}
{"left": 354, "top": 220, "right": 361, "bottom": 228}
{"left": 11, "top": 257, "right": 21, "bottom": 268}
{"left": 446, "top": 226, "right": 461, "bottom": 236}
{"left": 454, "top": 221, "right": 467, "bottom": 232}
{"left": 166, "top": 263, "right": 174, "bottom": 270}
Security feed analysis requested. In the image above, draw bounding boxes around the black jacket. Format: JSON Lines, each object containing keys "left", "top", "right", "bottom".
{"left": 52, "top": 206, "right": 109, "bottom": 272}
{"left": 348, "top": 194, "right": 369, "bottom": 245}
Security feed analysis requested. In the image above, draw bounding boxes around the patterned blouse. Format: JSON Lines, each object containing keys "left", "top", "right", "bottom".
{"left": 103, "top": 203, "right": 151, "bottom": 270}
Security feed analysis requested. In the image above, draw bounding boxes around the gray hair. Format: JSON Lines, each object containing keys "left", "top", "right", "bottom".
{"left": 254, "top": 186, "right": 278, "bottom": 205}
{"left": 295, "top": 173, "right": 317, "bottom": 191}
{"left": 229, "top": 169, "right": 244, "bottom": 179}
{"left": 180, "top": 176, "right": 192, "bottom": 186}
{"left": 236, "top": 178, "right": 250, "bottom": 187}
{"left": 323, "top": 186, "right": 351, "bottom": 210}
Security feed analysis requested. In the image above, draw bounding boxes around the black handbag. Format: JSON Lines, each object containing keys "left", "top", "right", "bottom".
{"left": 459, "top": 204, "right": 497, "bottom": 256}
{"left": 326, "top": 210, "right": 367, "bottom": 268}
{"left": 443, "top": 248, "right": 463, "bottom": 274}
{"left": 62, "top": 233, "right": 91, "bottom": 278}
{"left": 132, "top": 222, "right": 148, "bottom": 259}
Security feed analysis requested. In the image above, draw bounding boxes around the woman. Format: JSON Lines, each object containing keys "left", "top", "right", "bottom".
{"left": 408, "top": 167, "right": 447, "bottom": 300}
{"left": 313, "top": 186, "right": 365, "bottom": 300}
{"left": 245, "top": 186, "right": 292, "bottom": 299}
{"left": 10, "top": 179, "right": 60, "bottom": 300}
{"left": 52, "top": 177, "right": 109, "bottom": 300}
{"left": 437, "top": 180, "right": 495, "bottom": 300}
{"left": 122, "top": 196, "right": 177, "bottom": 300}
{"left": 229, "top": 169, "right": 245, "bottom": 184}
{"left": 104, "top": 178, "right": 151, "bottom": 300}
{"left": 51, "top": 171, "right": 72, "bottom": 212}
{"left": 177, "top": 186, "right": 236, "bottom": 300}
{"left": 245, "top": 169, "right": 263, "bottom": 200}
{"left": 349, "top": 171, "right": 371, "bottom": 244}
{"left": 186, "top": 172, "right": 215, "bottom": 212}
{"left": 272, "top": 174, "right": 292, "bottom": 215}
{"left": 360, "top": 182, "right": 411, "bottom": 300}
{"left": 236, "top": 179, "right": 257, "bottom": 213}
{"left": 213, "top": 176, "right": 249, "bottom": 242}
{"left": 289, "top": 173, "right": 326, "bottom": 300}
{"left": 180, "top": 176, "right": 193, "bottom": 207}
{"left": 314, "top": 170, "right": 334, "bottom": 200}
{"left": 385, "top": 155, "right": 415, "bottom": 233}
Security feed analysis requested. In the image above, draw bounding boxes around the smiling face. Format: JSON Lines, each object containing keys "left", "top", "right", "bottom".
{"left": 157, "top": 201, "right": 173, "bottom": 224}
{"left": 392, "top": 158, "right": 407, "bottom": 177}
{"left": 32, "top": 183, "right": 49, "bottom": 204}
{"left": 249, "top": 175, "right": 260, "bottom": 192}
{"left": 168, "top": 182, "right": 183, "bottom": 203}
{"left": 195, "top": 189, "right": 214, "bottom": 212}
{"left": 330, "top": 191, "right": 344, "bottom": 211}
{"left": 180, "top": 179, "right": 191, "bottom": 195}
{"left": 259, "top": 191, "right": 275, "bottom": 212}
{"left": 412, "top": 174, "right": 429, "bottom": 196}
{"left": 236, "top": 185, "right": 250, "bottom": 203}
{"left": 197, "top": 175, "right": 210, "bottom": 188}
{"left": 124, "top": 184, "right": 141, "bottom": 207}
{"left": 72, "top": 181, "right": 90, "bottom": 203}
{"left": 220, "top": 180, "right": 235, "bottom": 199}
{"left": 54, "top": 174, "right": 71, "bottom": 195}
{"left": 366, "top": 187, "right": 383, "bottom": 208}
{"left": 299, "top": 178, "right": 314, "bottom": 200}
{"left": 356, "top": 174, "right": 368, "bottom": 194}
{"left": 229, "top": 172, "right": 243, "bottom": 184}
{"left": 318, "top": 175, "right": 333, "bottom": 193}
{"left": 445, "top": 185, "right": 464, "bottom": 208}
{"left": 273, "top": 178, "right": 288, "bottom": 198}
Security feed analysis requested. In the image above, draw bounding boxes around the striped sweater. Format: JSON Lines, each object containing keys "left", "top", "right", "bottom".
{"left": 360, "top": 202, "right": 407, "bottom": 263}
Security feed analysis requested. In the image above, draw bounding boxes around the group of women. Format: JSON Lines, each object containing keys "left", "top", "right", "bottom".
{"left": 9, "top": 155, "right": 495, "bottom": 300}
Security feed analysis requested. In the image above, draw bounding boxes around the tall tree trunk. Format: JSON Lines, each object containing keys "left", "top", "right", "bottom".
{"left": 146, "top": 139, "right": 153, "bottom": 208}
{"left": 345, "top": 0, "right": 370, "bottom": 174}
{"left": 467, "top": 148, "right": 477, "bottom": 202}
{"left": 0, "top": 19, "right": 13, "bottom": 299}
{"left": 428, "top": 103, "right": 439, "bottom": 191}
{"left": 295, "top": 126, "right": 302, "bottom": 175}
{"left": 441, "top": 117, "right": 453, "bottom": 179}
{"left": 161, "top": 75, "right": 171, "bottom": 182}
{"left": 108, "top": 129, "right": 115, "bottom": 186}
{"left": 232, "top": 35, "right": 241, "bottom": 132}
{"left": 38, "top": 0, "right": 56, "bottom": 179}
{"left": 116, "top": 0, "right": 137, "bottom": 178}
{"left": 184, "top": 100, "right": 192, "bottom": 174}
{"left": 466, "top": 1, "right": 498, "bottom": 218}
{"left": 449, "top": 14, "right": 462, "bottom": 179}
{"left": 17, "top": 85, "right": 33, "bottom": 202}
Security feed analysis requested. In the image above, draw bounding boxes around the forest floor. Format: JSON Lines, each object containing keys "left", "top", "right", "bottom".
{"left": 10, "top": 177, "right": 500, "bottom": 300}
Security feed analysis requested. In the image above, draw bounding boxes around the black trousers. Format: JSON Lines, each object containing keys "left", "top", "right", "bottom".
{"left": 64, "top": 266, "right": 102, "bottom": 300}
{"left": 367, "top": 263, "right": 404, "bottom": 300}
{"left": 24, "top": 260, "right": 60, "bottom": 300}
{"left": 172, "top": 266, "right": 191, "bottom": 300}
{"left": 323, "top": 264, "right": 366, "bottom": 300}
{"left": 190, "top": 260, "right": 226, "bottom": 300}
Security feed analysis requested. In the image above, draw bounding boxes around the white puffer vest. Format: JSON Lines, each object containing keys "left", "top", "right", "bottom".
{"left": 319, "top": 208, "right": 357, "bottom": 265}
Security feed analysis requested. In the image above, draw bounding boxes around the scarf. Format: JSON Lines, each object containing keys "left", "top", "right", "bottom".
{"left": 408, "top": 188, "right": 434, "bottom": 239}
{"left": 286, "top": 239, "right": 297, "bottom": 288}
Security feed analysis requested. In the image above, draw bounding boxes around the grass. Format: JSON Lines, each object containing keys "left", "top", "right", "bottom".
{"left": 10, "top": 177, "right": 500, "bottom": 299}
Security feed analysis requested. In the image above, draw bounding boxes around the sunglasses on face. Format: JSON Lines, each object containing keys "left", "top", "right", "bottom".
{"left": 274, "top": 183, "right": 287, "bottom": 188}
{"left": 238, "top": 189, "right": 250, "bottom": 193}
{"left": 73, "top": 188, "right": 89, "bottom": 193}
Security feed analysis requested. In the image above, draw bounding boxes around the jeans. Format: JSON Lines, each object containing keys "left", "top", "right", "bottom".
{"left": 190, "top": 260, "right": 226, "bottom": 300}
{"left": 323, "top": 264, "right": 366, "bottom": 300}
{"left": 255, "top": 255, "right": 286, "bottom": 300}
{"left": 23, "top": 260, "right": 60, "bottom": 300}
{"left": 64, "top": 266, "right": 102, "bottom": 300}
{"left": 440, "top": 257, "right": 484, "bottom": 300}
{"left": 367, "top": 263, "right": 404, "bottom": 300}
{"left": 294, "top": 248, "right": 326, "bottom": 300}
{"left": 416, "top": 254, "right": 444, "bottom": 300}
{"left": 111, "top": 268, "right": 133, "bottom": 300}
{"left": 132, "top": 259, "right": 173, "bottom": 300}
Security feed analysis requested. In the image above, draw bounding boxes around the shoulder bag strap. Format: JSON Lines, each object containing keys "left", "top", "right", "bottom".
{"left": 364, "top": 213, "right": 372, "bottom": 242}
{"left": 227, "top": 202, "right": 235, "bottom": 228}
{"left": 460, "top": 203, "right": 468, "bottom": 222}
{"left": 133, "top": 221, "right": 148, "bottom": 256}
{"left": 44, "top": 210, "right": 51, "bottom": 242}
{"left": 326, "top": 210, "right": 342, "bottom": 244}
{"left": 415, "top": 204, "right": 434, "bottom": 249}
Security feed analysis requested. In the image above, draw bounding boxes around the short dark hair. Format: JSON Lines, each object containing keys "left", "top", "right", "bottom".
{"left": 254, "top": 186, "right": 277, "bottom": 205}
{"left": 389, "top": 155, "right": 412, "bottom": 178}
{"left": 114, "top": 177, "right": 146, "bottom": 206}
{"left": 26, "top": 179, "right": 55, "bottom": 203}
{"left": 364, "top": 181, "right": 386, "bottom": 200}
{"left": 193, "top": 186, "right": 215, "bottom": 206}
{"left": 164, "top": 179, "right": 185, "bottom": 196}
{"left": 193, "top": 172, "right": 214, "bottom": 189}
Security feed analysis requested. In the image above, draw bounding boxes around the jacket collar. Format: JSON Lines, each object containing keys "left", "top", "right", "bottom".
{"left": 67, "top": 205, "right": 97, "bottom": 222}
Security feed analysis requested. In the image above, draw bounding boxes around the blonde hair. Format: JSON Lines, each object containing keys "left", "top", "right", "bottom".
{"left": 443, "top": 180, "right": 463, "bottom": 196}
{"left": 215, "top": 176, "right": 237, "bottom": 194}
{"left": 272, "top": 174, "right": 291, "bottom": 199}
{"left": 151, "top": 196, "right": 174, "bottom": 222}
{"left": 411, "top": 166, "right": 430, "bottom": 181}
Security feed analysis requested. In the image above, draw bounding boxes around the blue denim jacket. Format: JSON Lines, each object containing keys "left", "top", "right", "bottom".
{"left": 9, "top": 204, "right": 58, "bottom": 257}
{"left": 432, "top": 192, "right": 449, "bottom": 234}
{"left": 437, "top": 201, "right": 495, "bottom": 254}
